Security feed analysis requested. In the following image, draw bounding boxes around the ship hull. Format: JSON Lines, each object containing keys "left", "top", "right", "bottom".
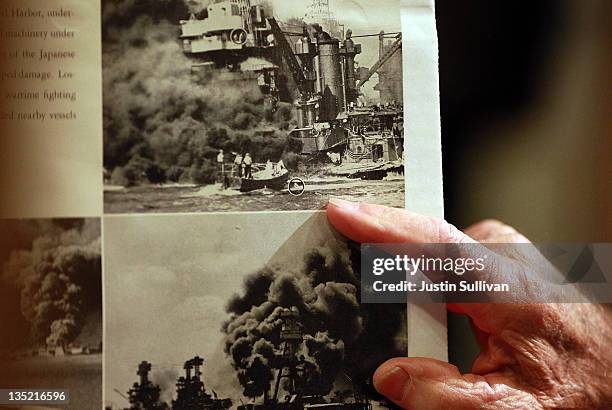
{"left": 330, "top": 160, "right": 404, "bottom": 180}
{"left": 239, "top": 171, "right": 290, "bottom": 193}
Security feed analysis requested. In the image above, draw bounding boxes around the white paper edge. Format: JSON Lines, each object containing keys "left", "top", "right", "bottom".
{"left": 401, "top": 0, "right": 448, "bottom": 361}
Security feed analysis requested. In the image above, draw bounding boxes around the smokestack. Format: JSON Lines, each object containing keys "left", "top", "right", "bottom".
{"left": 138, "top": 361, "right": 152, "bottom": 385}
{"left": 342, "top": 29, "right": 359, "bottom": 105}
{"left": 192, "top": 356, "right": 204, "bottom": 380}
{"left": 184, "top": 359, "right": 193, "bottom": 380}
{"left": 318, "top": 38, "right": 344, "bottom": 120}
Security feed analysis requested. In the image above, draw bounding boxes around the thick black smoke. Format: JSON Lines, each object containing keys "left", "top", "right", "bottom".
{"left": 223, "top": 239, "right": 406, "bottom": 400}
{"left": 102, "top": 0, "right": 300, "bottom": 186}
{"left": 1, "top": 220, "right": 101, "bottom": 349}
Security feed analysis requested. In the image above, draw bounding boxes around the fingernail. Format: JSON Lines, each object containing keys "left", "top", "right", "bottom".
{"left": 328, "top": 198, "right": 360, "bottom": 211}
{"left": 374, "top": 366, "right": 411, "bottom": 403}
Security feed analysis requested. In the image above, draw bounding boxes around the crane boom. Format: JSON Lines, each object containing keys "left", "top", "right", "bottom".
{"left": 114, "top": 388, "right": 129, "bottom": 401}
{"left": 357, "top": 34, "right": 402, "bottom": 88}
{"left": 267, "top": 17, "right": 309, "bottom": 94}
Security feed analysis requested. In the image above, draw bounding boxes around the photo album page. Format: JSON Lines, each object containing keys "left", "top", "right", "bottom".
{"left": 0, "top": 1, "right": 444, "bottom": 409}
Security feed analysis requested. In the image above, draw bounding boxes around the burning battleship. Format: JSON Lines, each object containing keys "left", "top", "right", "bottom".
{"left": 116, "top": 358, "right": 232, "bottom": 410}
{"left": 179, "top": 0, "right": 404, "bottom": 187}
{"left": 117, "top": 308, "right": 374, "bottom": 410}
{"left": 236, "top": 308, "right": 373, "bottom": 410}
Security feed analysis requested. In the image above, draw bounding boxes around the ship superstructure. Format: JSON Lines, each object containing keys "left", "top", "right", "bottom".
{"left": 125, "top": 361, "right": 168, "bottom": 410}
{"left": 179, "top": 0, "right": 405, "bottom": 180}
{"left": 238, "top": 308, "right": 372, "bottom": 410}
{"left": 121, "top": 358, "right": 232, "bottom": 410}
{"left": 180, "top": 1, "right": 271, "bottom": 57}
{"left": 117, "top": 309, "right": 373, "bottom": 410}
{"left": 173, "top": 356, "right": 233, "bottom": 410}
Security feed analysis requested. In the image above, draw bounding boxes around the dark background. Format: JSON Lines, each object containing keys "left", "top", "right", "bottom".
{"left": 435, "top": 0, "right": 611, "bottom": 370}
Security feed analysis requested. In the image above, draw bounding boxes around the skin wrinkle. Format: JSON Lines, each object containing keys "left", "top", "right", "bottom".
{"left": 454, "top": 375, "right": 511, "bottom": 409}
{"left": 473, "top": 335, "right": 516, "bottom": 375}
{"left": 502, "top": 331, "right": 554, "bottom": 384}
{"left": 399, "top": 372, "right": 411, "bottom": 405}
{"left": 438, "top": 375, "right": 451, "bottom": 410}
{"left": 564, "top": 306, "right": 611, "bottom": 406}
{"left": 501, "top": 329, "right": 588, "bottom": 408}
{"left": 429, "top": 378, "right": 451, "bottom": 410}
{"left": 437, "top": 221, "right": 470, "bottom": 244}
{"left": 476, "top": 378, "right": 506, "bottom": 406}
{"left": 361, "top": 202, "right": 475, "bottom": 245}
{"left": 485, "top": 253, "right": 528, "bottom": 301}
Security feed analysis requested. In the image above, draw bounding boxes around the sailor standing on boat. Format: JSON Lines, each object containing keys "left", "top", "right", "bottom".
{"left": 216, "top": 149, "right": 225, "bottom": 184}
{"left": 233, "top": 153, "right": 243, "bottom": 178}
{"left": 243, "top": 153, "right": 253, "bottom": 179}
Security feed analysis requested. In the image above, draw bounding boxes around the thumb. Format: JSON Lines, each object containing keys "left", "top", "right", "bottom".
{"left": 373, "top": 358, "right": 533, "bottom": 410}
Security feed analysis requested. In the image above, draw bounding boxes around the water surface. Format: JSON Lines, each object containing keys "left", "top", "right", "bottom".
{"left": 105, "top": 177, "right": 405, "bottom": 214}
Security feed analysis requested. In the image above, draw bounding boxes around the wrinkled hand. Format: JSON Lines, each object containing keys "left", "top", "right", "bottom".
{"left": 327, "top": 199, "right": 612, "bottom": 410}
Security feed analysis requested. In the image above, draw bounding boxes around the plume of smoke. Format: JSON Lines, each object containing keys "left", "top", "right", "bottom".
{"left": 102, "top": 0, "right": 191, "bottom": 35}
{"left": 223, "top": 239, "right": 403, "bottom": 400}
{"left": 185, "top": 0, "right": 211, "bottom": 13}
{"left": 205, "top": 342, "right": 244, "bottom": 402}
{"left": 152, "top": 367, "right": 179, "bottom": 404}
{"left": 2, "top": 220, "right": 101, "bottom": 348}
{"left": 102, "top": 0, "right": 299, "bottom": 185}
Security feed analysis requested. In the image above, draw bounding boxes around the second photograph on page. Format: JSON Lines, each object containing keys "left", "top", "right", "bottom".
{"left": 102, "top": 0, "right": 404, "bottom": 214}
{"left": 103, "top": 212, "right": 406, "bottom": 410}
{"left": 0, "top": 218, "right": 103, "bottom": 410}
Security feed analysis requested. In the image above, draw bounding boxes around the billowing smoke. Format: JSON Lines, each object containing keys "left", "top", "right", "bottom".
{"left": 152, "top": 367, "right": 179, "bottom": 404}
{"left": 185, "top": 0, "right": 210, "bottom": 14}
{"left": 2, "top": 220, "right": 101, "bottom": 348}
{"left": 102, "top": 0, "right": 300, "bottom": 186}
{"left": 223, "top": 240, "right": 406, "bottom": 400}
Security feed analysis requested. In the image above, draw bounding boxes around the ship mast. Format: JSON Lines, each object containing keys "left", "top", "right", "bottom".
{"left": 306, "top": 0, "right": 340, "bottom": 38}
{"left": 272, "top": 308, "right": 305, "bottom": 402}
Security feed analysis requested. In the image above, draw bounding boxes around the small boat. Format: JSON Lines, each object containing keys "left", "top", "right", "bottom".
{"left": 239, "top": 161, "right": 290, "bottom": 193}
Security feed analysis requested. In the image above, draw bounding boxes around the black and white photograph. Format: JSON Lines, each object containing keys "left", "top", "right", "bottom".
{"left": 104, "top": 212, "right": 406, "bottom": 409}
{"left": 0, "top": 218, "right": 103, "bottom": 410}
{"left": 103, "top": 0, "right": 405, "bottom": 213}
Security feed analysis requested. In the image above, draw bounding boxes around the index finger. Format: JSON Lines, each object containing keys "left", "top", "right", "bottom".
{"left": 326, "top": 199, "right": 545, "bottom": 331}
{"left": 327, "top": 198, "right": 475, "bottom": 244}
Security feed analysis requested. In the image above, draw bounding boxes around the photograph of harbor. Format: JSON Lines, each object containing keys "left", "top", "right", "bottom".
{"left": 0, "top": 218, "right": 103, "bottom": 410}
{"left": 103, "top": 212, "right": 406, "bottom": 409}
{"left": 103, "top": 0, "right": 404, "bottom": 213}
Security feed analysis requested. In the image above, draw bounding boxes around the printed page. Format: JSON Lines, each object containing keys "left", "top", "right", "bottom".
{"left": 0, "top": 2, "right": 105, "bottom": 409}
{"left": 0, "top": 1, "right": 446, "bottom": 409}
{"left": 0, "top": 0, "right": 102, "bottom": 218}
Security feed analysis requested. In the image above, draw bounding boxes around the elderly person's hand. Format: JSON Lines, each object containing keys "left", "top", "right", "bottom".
{"left": 327, "top": 199, "right": 612, "bottom": 410}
